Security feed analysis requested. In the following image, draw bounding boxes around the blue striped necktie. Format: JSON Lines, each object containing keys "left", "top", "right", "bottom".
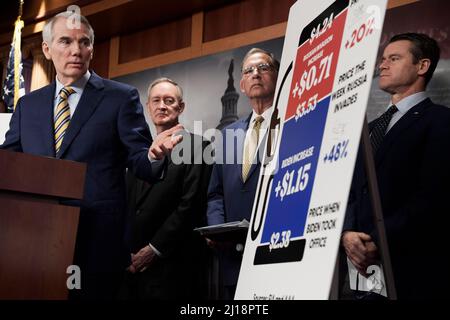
{"left": 54, "top": 86, "right": 75, "bottom": 154}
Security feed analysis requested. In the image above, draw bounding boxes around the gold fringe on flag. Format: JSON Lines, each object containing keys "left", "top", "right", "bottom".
{"left": 12, "top": 16, "right": 24, "bottom": 110}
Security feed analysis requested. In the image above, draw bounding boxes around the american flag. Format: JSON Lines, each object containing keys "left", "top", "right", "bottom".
{"left": 2, "top": 18, "right": 25, "bottom": 113}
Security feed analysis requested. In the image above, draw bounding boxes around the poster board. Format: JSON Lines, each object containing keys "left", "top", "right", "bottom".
{"left": 235, "top": 0, "right": 387, "bottom": 300}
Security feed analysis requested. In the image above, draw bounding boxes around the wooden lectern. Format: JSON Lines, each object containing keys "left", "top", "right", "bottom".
{"left": 0, "top": 150, "right": 86, "bottom": 300}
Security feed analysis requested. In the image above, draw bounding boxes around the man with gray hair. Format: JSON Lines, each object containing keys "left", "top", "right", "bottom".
{"left": 1, "top": 11, "right": 182, "bottom": 299}
{"left": 121, "top": 77, "right": 212, "bottom": 299}
{"left": 207, "top": 48, "right": 279, "bottom": 299}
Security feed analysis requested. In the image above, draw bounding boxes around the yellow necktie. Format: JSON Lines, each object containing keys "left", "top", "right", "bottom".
{"left": 54, "top": 86, "right": 75, "bottom": 154}
{"left": 242, "top": 115, "right": 264, "bottom": 181}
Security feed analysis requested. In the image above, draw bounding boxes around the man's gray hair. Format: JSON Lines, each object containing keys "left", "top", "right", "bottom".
{"left": 241, "top": 48, "right": 280, "bottom": 72}
{"left": 147, "top": 77, "right": 184, "bottom": 101}
{"left": 42, "top": 12, "right": 95, "bottom": 45}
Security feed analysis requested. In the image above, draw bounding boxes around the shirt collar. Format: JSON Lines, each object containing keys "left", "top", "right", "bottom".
{"left": 249, "top": 105, "right": 274, "bottom": 127}
{"left": 389, "top": 91, "right": 428, "bottom": 115}
{"left": 55, "top": 70, "right": 91, "bottom": 99}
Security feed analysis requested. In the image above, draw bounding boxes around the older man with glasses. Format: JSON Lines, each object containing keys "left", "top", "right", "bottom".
{"left": 120, "top": 77, "right": 212, "bottom": 300}
{"left": 206, "top": 48, "right": 279, "bottom": 299}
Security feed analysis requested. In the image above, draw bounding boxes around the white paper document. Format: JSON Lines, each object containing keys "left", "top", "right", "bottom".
{"left": 194, "top": 219, "right": 249, "bottom": 236}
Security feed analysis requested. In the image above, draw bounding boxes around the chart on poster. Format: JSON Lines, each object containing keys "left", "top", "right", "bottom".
{"left": 235, "top": 0, "right": 387, "bottom": 300}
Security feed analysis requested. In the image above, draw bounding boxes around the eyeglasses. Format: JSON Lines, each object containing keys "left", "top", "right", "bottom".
{"left": 242, "top": 63, "right": 273, "bottom": 76}
{"left": 150, "top": 97, "right": 177, "bottom": 107}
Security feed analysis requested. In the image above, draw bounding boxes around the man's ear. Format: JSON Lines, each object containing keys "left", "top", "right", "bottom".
{"left": 417, "top": 58, "right": 431, "bottom": 76}
{"left": 178, "top": 101, "right": 185, "bottom": 114}
{"left": 42, "top": 42, "right": 51, "bottom": 60}
{"left": 239, "top": 78, "right": 246, "bottom": 94}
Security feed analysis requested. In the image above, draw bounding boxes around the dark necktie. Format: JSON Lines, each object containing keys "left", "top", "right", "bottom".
{"left": 370, "top": 105, "right": 398, "bottom": 153}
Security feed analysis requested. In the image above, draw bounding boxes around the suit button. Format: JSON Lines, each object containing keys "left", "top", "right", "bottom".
{"left": 136, "top": 209, "right": 142, "bottom": 215}
{"left": 362, "top": 187, "right": 368, "bottom": 194}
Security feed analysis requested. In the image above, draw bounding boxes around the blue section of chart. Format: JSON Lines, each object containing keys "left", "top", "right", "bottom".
{"left": 260, "top": 96, "right": 331, "bottom": 244}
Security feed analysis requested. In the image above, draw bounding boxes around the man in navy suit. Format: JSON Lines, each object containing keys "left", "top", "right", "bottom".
{"left": 0, "top": 12, "right": 181, "bottom": 299}
{"left": 207, "top": 48, "right": 279, "bottom": 299}
{"left": 342, "top": 33, "right": 450, "bottom": 299}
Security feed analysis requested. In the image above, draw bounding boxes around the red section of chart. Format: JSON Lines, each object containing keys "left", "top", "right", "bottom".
{"left": 285, "top": 9, "right": 347, "bottom": 120}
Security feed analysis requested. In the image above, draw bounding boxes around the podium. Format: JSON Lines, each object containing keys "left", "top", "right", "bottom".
{"left": 0, "top": 150, "right": 86, "bottom": 299}
{"left": 196, "top": 221, "right": 249, "bottom": 299}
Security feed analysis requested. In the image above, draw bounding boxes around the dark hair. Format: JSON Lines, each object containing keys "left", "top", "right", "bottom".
{"left": 241, "top": 48, "right": 280, "bottom": 73}
{"left": 389, "top": 33, "right": 440, "bottom": 86}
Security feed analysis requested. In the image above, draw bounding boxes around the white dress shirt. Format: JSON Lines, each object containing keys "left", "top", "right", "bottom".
{"left": 386, "top": 91, "right": 428, "bottom": 132}
{"left": 54, "top": 71, "right": 91, "bottom": 117}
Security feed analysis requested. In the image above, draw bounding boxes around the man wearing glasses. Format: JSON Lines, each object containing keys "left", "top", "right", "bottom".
{"left": 207, "top": 48, "right": 279, "bottom": 299}
{"left": 121, "top": 78, "right": 212, "bottom": 299}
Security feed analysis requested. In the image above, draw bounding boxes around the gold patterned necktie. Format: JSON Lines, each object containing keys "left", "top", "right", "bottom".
{"left": 54, "top": 86, "right": 75, "bottom": 154}
{"left": 242, "top": 115, "right": 264, "bottom": 182}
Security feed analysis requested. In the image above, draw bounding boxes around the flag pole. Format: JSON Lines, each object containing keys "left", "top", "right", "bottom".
{"left": 13, "top": 0, "right": 24, "bottom": 110}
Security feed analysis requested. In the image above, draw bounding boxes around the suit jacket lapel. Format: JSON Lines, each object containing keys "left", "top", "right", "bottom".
{"left": 39, "top": 82, "right": 57, "bottom": 156}
{"left": 135, "top": 179, "right": 154, "bottom": 207}
{"left": 245, "top": 130, "right": 267, "bottom": 182}
{"left": 57, "top": 72, "right": 105, "bottom": 158}
{"left": 375, "top": 98, "right": 429, "bottom": 166}
{"left": 238, "top": 114, "right": 252, "bottom": 184}
{"left": 136, "top": 158, "right": 175, "bottom": 206}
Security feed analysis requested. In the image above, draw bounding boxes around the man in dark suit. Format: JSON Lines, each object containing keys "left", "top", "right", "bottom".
{"left": 342, "top": 33, "right": 450, "bottom": 299}
{"left": 121, "top": 78, "right": 212, "bottom": 299}
{"left": 207, "top": 48, "right": 279, "bottom": 299}
{"left": 0, "top": 12, "right": 181, "bottom": 299}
